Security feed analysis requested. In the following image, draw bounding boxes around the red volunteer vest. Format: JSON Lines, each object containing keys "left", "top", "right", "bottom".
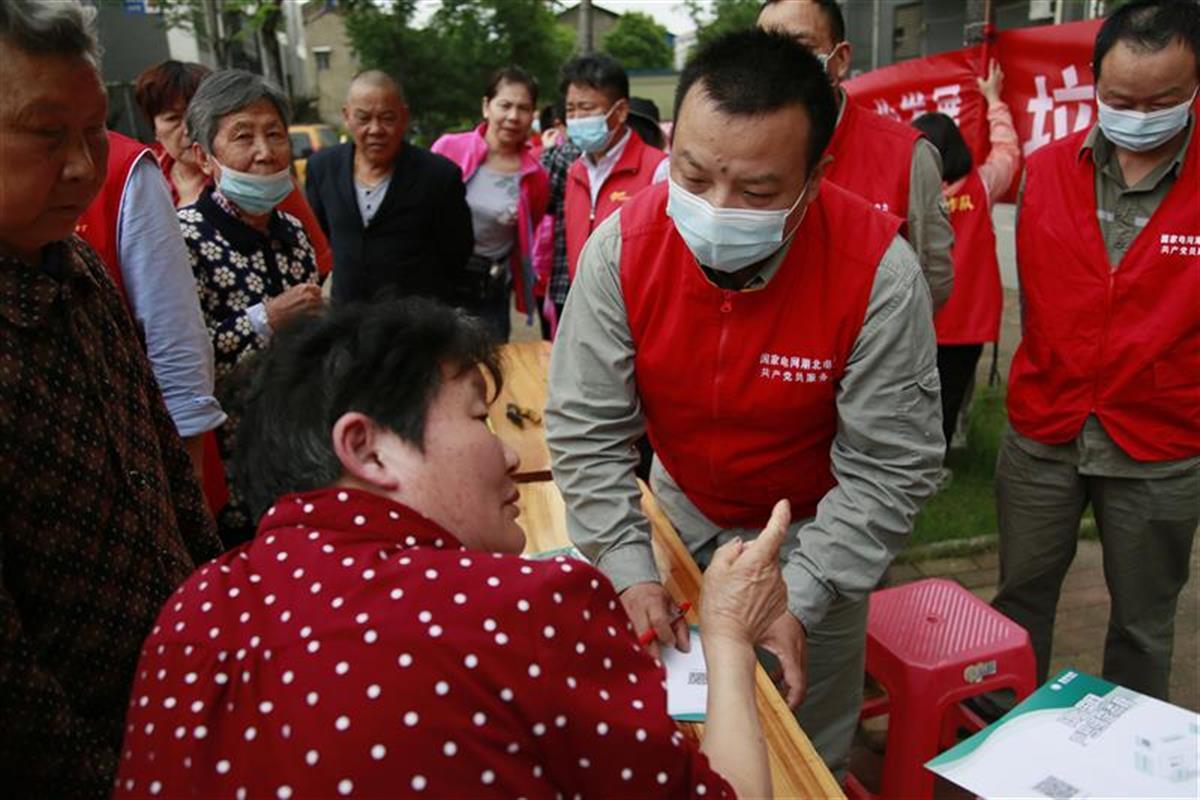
{"left": 934, "top": 170, "right": 1002, "bottom": 344}
{"left": 1008, "top": 126, "right": 1200, "bottom": 461}
{"left": 825, "top": 99, "right": 923, "bottom": 222}
{"left": 76, "top": 131, "right": 151, "bottom": 301}
{"left": 77, "top": 131, "right": 232, "bottom": 514}
{"left": 619, "top": 181, "right": 901, "bottom": 528}
{"left": 566, "top": 132, "right": 665, "bottom": 280}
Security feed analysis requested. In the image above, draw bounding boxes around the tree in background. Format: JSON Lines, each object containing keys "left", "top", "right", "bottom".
{"left": 685, "top": 0, "right": 759, "bottom": 50}
{"left": 602, "top": 11, "right": 673, "bottom": 71}
{"left": 343, "top": 0, "right": 574, "bottom": 141}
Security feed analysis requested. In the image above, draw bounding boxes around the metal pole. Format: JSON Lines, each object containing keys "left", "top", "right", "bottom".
{"left": 578, "top": 0, "right": 594, "bottom": 54}
{"left": 871, "top": 0, "right": 881, "bottom": 70}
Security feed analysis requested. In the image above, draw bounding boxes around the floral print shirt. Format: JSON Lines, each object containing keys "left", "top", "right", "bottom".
{"left": 178, "top": 188, "right": 318, "bottom": 384}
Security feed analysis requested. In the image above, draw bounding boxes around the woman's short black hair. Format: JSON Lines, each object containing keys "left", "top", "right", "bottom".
{"left": 228, "top": 299, "right": 502, "bottom": 521}
{"left": 1093, "top": 0, "right": 1200, "bottom": 80}
{"left": 559, "top": 53, "right": 630, "bottom": 106}
{"left": 485, "top": 65, "right": 538, "bottom": 106}
{"left": 674, "top": 28, "right": 837, "bottom": 171}
{"left": 912, "top": 112, "right": 973, "bottom": 184}
{"left": 627, "top": 97, "right": 665, "bottom": 149}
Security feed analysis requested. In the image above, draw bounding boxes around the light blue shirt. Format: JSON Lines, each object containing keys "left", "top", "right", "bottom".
{"left": 118, "top": 156, "right": 226, "bottom": 438}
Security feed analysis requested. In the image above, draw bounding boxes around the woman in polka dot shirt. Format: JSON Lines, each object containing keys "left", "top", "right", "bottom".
{"left": 115, "top": 299, "right": 790, "bottom": 798}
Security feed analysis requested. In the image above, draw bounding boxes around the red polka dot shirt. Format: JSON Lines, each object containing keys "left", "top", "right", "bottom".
{"left": 114, "top": 488, "right": 735, "bottom": 798}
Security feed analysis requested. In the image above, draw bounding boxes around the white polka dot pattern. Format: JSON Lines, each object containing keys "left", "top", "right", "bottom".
{"left": 112, "top": 489, "right": 734, "bottom": 798}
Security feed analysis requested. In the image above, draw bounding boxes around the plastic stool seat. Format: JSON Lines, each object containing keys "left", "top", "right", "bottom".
{"left": 846, "top": 578, "right": 1037, "bottom": 800}
{"left": 870, "top": 577, "right": 1028, "bottom": 669}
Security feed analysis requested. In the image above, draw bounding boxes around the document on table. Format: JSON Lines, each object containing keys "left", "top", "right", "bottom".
{"left": 662, "top": 627, "right": 707, "bottom": 722}
{"left": 927, "top": 669, "right": 1199, "bottom": 799}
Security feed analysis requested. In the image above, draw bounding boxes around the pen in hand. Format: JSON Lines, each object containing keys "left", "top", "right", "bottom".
{"left": 638, "top": 601, "right": 692, "bottom": 647}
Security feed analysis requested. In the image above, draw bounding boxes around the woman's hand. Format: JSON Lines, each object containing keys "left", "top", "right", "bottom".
{"left": 265, "top": 283, "right": 323, "bottom": 331}
{"left": 700, "top": 499, "right": 791, "bottom": 647}
{"left": 977, "top": 59, "right": 1004, "bottom": 104}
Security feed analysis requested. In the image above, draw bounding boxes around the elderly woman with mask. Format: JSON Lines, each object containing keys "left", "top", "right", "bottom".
{"left": 134, "top": 60, "right": 334, "bottom": 274}
{"left": 180, "top": 69, "right": 323, "bottom": 547}
{"left": 0, "top": 2, "right": 221, "bottom": 794}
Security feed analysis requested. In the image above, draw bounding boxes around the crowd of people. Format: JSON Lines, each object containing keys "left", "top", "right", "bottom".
{"left": 0, "top": 0, "right": 1195, "bottom": 796}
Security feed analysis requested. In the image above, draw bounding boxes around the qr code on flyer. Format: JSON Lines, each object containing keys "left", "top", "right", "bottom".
{"left": 1033, "top": 775, "right": 1081, "bottom": 799}
{"left": 687, "top": 671, "right": 707, "bottom": 686}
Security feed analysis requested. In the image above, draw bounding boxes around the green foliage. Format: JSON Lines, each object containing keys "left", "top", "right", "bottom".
{"left": 602, "top": 11, "right": 673, "bottom": 71}
{"left": 684, "top": 0, "right": 760, "bottom": 52}
{"left": 910, "top": 384, "right": 1007, "bottom": 547}
{"left": 343, "top": 0, "right": 575, "bottom": 140}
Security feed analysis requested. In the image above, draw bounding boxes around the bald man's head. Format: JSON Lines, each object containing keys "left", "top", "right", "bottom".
{"left": 344, "top": 70, "right": 408, "bottom": 167}
{"left": 347, "top": 69, "right": 405, "bottom": 105}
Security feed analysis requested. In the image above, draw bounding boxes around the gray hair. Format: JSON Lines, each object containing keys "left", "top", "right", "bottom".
{"left": 0, "top": 0, "right": 101, "bottom": 67}
{"left": 185, "top": 69, "right": 291, "bottom": 154}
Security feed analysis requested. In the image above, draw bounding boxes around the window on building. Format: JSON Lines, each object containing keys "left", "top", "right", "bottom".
{"left": 892, "top": 4, "right": 924, "bottom": 61}
{"left": 314, "top": 47, "right": 332, "bottom": 72}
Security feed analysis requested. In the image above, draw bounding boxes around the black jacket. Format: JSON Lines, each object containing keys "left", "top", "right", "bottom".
{"left": 305, "top": 142, "right": 473, "bottom": 305}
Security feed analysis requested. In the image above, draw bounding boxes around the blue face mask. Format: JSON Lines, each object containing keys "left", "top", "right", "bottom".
{"left": 566, "top": 102, "right": 621, "bottom": 153}
{"left": 215, "top": 160, "right": 293, "bottom": 215}
{"left": 1096, "top": 91, "right": 1196, "bottom": 153}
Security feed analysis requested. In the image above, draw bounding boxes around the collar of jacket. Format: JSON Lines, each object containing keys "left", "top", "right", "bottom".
{"left": 454, "top": 123, "right": 544, "bottom": 184}
{"left": 569, "top": 127, "right": 649, "bottom": 189}
{"left": 195, "top": 186, "right": 301, "bottom": 253}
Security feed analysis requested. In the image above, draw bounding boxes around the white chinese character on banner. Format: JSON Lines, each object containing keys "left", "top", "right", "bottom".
{"left": 1023, "top": 65, "right": 1094, "bottom": 156}
{"left": 933, "top": 84, "right": 962, "bottom": 121}
{"left": 873, "top": 98, "right": 901, "bottom": 121}
{"left": 900, "top": 90, "right": 928, "bottom": 120}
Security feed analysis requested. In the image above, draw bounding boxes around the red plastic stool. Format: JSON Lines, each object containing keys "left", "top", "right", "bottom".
{"left": 844, "top": 578, "right": 1037, "bottom": 800}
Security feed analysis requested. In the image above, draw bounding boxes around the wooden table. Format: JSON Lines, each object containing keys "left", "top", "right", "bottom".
{"left": 519, "top": 480, "right": 846, "bottom": 799}
{"left": 488, "top": 341, "right": 553, "bottom": 482}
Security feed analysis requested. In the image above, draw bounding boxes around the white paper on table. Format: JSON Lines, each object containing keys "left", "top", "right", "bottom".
{"left": 661, "top": 628, "right": 707, "bottom": 721}
{"left": 927, "top": 669, "right": 1199, "bottom": 799}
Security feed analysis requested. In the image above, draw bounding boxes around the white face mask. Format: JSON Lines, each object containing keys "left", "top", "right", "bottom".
{"left": 666, "top": 177, "right": 810, "bottom": 273}
{"left": 815, "top": 42, "right": 843, "bottom": 77}
{"left": 1096, "top": 90, "right": 1197, "bottom": 153}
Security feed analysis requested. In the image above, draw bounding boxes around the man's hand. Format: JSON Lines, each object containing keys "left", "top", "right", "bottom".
{"left": 759, "top": 610, "right": 808, "bottom": 709}
{"left": 265, "top": 283, "right": 323, "bottom": 331}
{"left": 620, "top": 581, "right": 690, "bottom": 658}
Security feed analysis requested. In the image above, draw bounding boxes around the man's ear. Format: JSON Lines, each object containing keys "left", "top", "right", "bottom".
{"left": 612, "top": 98, "right": 630, "bottom": 130}
{"left": 331, "top": 412, "right": 402, "bottom": 492}
{"left": 809, "top": 153, "right": 833, "bottom": 192}
{"left": 830, "top": 41, "right": 853, "bottom": 85}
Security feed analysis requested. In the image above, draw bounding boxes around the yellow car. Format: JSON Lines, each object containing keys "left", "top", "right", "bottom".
{"left": 289, "top": 124, "right": 340, "bottom": 185}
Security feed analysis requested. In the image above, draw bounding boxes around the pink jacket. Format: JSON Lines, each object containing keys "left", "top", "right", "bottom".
{"left": 432, "top": 124, "right": 549, "bottom": 318}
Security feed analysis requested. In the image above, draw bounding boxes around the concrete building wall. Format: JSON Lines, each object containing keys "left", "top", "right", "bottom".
{"left": 303, "top": 7, "right": 358, "bottom": 128}
{"left": 557, "top": 5, "right": 620, "bottom": 51}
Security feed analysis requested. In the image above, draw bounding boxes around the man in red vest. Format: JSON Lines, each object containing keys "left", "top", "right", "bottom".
{"left": 546, "top": 29, "right": 944, "bottom": 774}
{"left": 758, "top": 0, "right": 955, "bottom": 311}
{"left": 561, "top": 54, "right": 666, "bottom": 293}
{"left": 995, "top": 0, "right": 1199, "bottom": 702}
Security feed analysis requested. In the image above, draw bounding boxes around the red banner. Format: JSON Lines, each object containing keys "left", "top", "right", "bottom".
{"left": 845, "top": 19, "right": 1103, "bottom": 202}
